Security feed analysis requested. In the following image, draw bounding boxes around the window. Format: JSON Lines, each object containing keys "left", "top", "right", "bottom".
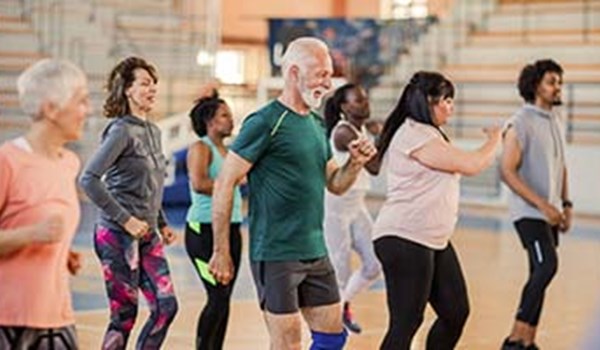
{"left": 392, "top": 0, "right": 428, "bottom": 19}
{"left": 215, "top": 51, "right": 245, "bottom": 85}
{"left": 196, "top": 50, "right": 214, "bottom": 66}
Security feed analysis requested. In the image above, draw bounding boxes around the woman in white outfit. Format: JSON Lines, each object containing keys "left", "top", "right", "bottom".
{"left": 323, "top": 83, "right": 382, "bottom": 334}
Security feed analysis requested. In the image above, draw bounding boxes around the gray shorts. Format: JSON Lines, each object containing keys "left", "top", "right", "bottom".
{"left": 251, "top": 257, "right": 341, "bottom": 314}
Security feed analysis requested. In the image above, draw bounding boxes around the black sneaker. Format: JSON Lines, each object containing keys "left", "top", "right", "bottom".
{"left": 502, "top": 338, "right": 526, "bottom": 350}
{"left": 524, "top": 343, "right": 539, "bottom": 350}
{"left": 342, "top": 302, "right": 362, "bottom": 334}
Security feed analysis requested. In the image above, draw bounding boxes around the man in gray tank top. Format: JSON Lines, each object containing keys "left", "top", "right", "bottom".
{"left": 500, "top": 59, "right": 572, "bottom": 350}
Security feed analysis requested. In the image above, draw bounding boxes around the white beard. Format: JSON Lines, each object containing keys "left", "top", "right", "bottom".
{"left": 300, "top": 86, "right": 328, "bottom": 109}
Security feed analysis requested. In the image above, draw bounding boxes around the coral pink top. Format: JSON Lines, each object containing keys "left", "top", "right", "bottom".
{"left": 0, "top": 139, "right": 80, "bottom": 327}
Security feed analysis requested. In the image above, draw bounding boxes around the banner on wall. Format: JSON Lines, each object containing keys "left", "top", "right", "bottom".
{"left": 268, "top": 17, "right": 437, "bottom": 89}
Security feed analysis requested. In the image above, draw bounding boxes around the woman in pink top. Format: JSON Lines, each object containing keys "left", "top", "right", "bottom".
{"left": 0, "top": 59, "right": 90, "bottom": 349}
{"left": 368, "top": 71, "right": 501, "bottom": 350}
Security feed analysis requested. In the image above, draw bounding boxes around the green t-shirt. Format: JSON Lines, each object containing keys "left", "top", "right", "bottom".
{"left": 230, "top": 100, "right": 332, "bottom": 261}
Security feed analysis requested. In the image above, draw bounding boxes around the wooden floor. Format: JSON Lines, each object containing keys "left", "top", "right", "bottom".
{"left": 72, "top": 203, "right": 600, "bottom": 349}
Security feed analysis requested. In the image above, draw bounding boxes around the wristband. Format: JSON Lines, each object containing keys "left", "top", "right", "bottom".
{"left": 562, "top": 200, "right": 573, "bottom": 209}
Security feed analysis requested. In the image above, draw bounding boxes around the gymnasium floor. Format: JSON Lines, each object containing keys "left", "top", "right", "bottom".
{"left": 72, "top": 199, "right": 600, "bottom": 349}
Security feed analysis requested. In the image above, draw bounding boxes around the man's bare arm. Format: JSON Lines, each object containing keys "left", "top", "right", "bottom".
{"left": 209, "top": 151, "right": 252, "bottom": 285}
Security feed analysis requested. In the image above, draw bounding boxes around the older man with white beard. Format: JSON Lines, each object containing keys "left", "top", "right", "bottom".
{"left": 208, "top": 37, "right": 377, "bottom": 350}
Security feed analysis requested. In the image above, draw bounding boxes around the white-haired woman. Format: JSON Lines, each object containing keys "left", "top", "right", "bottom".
{"left": 0, "top": 59, "right": 90, "bottom": 349}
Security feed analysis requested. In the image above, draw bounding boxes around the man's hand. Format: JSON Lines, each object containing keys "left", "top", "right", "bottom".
{"left": 208, "top": 251, "right": 234, "bottom": 285}
{"left": 67, "top": 250, "right": 82, "bottom": 275}
{"left": 539, "top": 202, "right": 563, "bottom": 226}
{"left": 160, "top": 226, "right": 177, "bottom": 245}
{"left": 347, "top": 137, "right": 377, "bottom": 166}
{"left": 559, "top": 207, "right": 573, "bottom": 233}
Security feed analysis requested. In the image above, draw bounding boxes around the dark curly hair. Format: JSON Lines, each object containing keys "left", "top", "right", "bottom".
{"left": 518, "top": 59, "right": 563, "bottom": 104}
{"left": 103, "top": 56, "right": 158, "bottom": 118}
{"left": 324, "top": 83, "right": 357, "bottom": 138}
{"left": 189, "top": 90, "right": 225, "bottom": 137}
{"left": 377, "top": 71, "right": 454, "bottom": 160}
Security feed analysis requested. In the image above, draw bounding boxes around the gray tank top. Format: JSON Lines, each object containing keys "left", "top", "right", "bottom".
{"left": 506, "top": 104, "right": 566, "bottom": 222}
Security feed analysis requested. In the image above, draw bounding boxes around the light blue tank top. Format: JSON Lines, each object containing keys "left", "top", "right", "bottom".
{"left": 186, "top": 136, "right": 243, "bottom": 224}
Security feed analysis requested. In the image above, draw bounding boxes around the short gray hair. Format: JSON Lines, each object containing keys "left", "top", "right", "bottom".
{"left": 281, "top": 37, "right": 329, "bottom": 78}
{"left": 17, "top": 58, "right": 87, "bottom": 119}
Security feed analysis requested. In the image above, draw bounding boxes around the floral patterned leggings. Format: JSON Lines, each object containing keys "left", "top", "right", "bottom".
{"left": 94, "top": 225, "right": 178, "bottom": 350}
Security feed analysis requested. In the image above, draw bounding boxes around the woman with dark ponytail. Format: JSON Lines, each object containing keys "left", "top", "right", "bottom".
{"left": 372, "top": 71, "right": 502, "bottom": 349}
{"left": 324, "top": 84, "right": 354, "bottom": 137}
{"left": 185, "top": 91, "right": 243, "bottom": 350}
{"left": 322, "top": 83, "right": 382, "bottom": 334}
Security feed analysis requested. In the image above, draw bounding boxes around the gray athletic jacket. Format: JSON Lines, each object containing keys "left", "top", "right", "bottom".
{"left": 79, "top": 115, "right": 168, "bottom": 231}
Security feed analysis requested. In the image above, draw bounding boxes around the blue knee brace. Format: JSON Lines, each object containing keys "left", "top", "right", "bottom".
{"left": 310, "top": 329, "right": 348, "bottom": 350}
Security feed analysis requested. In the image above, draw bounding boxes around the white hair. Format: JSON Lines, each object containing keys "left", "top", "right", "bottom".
{"left": 281, "top": 37, "right": 329, "bottom": 78}
{"left": 17, "top": 58, "right": 86, "bottom": 119}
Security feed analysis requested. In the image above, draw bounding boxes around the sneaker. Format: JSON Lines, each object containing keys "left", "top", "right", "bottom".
{"left": 501, "top": 338, "right": 525, "bottom": 350}
{"left": 524, "top": 343, "right": 539, "bottom": 350}
{"left": 342, "top": 302, "right": 362, "bottom": 334}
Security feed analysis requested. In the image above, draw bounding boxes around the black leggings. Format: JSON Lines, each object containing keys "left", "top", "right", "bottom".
{"left": 374, "top": 236, "right": 469, "bottom": 350}
{"left": 514, "top": 218, "right": 559, "bottom": 326}
{"left": 185, "top": 223, "right": 242, "bottom": 350}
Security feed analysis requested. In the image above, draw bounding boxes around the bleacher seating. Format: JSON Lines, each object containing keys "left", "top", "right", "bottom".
{"left": 369, "top": 0, "right": 600, "bottom": 201}
{"left": 0, "top": 0, "right": 217, "bottom": 146}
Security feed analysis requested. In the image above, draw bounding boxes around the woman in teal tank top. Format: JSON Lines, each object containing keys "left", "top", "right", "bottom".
{"left": 185, "top": 92, "right": 243, "bottom": 350}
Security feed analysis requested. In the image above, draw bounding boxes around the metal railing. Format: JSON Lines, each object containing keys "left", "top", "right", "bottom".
{"left": 506, "top": 0, "right": 597, "bottom": 43}
{"left": 109, "top": 11, "right": 214, "bottom": 75}
{"left": 18, "top": 0, "right": 34, "bottom": 20}
{"left": 18, "top": 0, "right": 66, "bottom": 57}
{"left": 68, "top": 36, "right": 85, "bottom": 69}
{"left": 371, "top": 80, "right": 600, "bottom": 146}
{"left": 374, "top": 0, "right": 600, "bottom": 144}
{"left": 393, "top": 0, "right": 598, "bottom": 69}
{"left": 452, "top": 0, "right": 497, "bottom": 47}
{"left": 107, "top": 2, "right": 219, "bottom": 115}
{"left": 13, "top": 0, "right": 219, "bottom": 102}
{"left": 451, "top": 81, "right": 600, "bottom": 144}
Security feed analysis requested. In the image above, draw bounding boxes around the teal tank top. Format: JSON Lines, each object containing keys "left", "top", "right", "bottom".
{"left": 186, "top": 136, "right": 243, "bottom": 224}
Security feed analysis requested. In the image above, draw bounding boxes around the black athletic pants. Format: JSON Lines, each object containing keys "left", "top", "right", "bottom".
{"left": 514, "top": 218, "right": 559, "bottom": 326}
{"left": 185, "top": 223, "right": 242, "bottom": 350}
{"left": 374, "top": 236, "right": 469, "bottom": 350}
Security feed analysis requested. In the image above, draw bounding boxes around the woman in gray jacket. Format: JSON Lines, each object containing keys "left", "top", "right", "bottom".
{"left": 80, "top": 56, "right": 178, "bottom": 350}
